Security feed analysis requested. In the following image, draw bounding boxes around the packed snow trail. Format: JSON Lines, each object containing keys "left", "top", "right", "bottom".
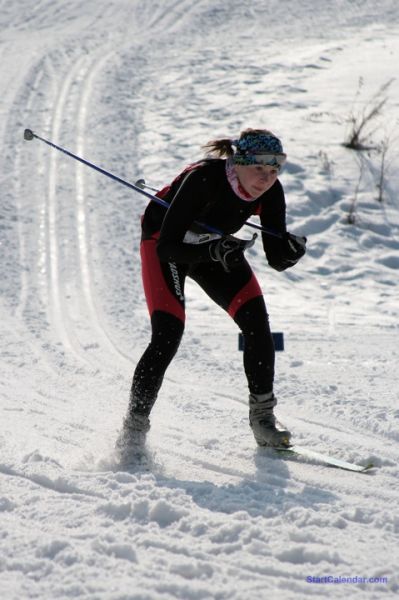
{"left": 1, "top": 1, "right": 399, "bottom": 598}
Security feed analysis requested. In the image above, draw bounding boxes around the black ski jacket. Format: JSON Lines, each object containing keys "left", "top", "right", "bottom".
{"left": 141, "top": 158, "right": 289, "bottom": 270}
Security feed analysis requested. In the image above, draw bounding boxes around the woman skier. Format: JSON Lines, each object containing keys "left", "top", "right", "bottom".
{"left": 117, "top": 128, "right": 306, "bottom": 457}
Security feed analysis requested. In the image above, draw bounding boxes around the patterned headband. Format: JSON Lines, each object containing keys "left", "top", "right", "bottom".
{"left": 232, "top": 133, "right": 286, "bottom": 167}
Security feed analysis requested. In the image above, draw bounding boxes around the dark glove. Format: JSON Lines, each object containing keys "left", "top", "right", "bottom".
{"left": 209, "top": 234, "right": 257, "bottom": 272}
{"left": 268, "top": 232, "right": 307, "bottom": 272}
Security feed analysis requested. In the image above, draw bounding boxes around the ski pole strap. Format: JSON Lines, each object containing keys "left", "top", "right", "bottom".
{"left": 24, "top": 129, "right": 282, "bottom": 240}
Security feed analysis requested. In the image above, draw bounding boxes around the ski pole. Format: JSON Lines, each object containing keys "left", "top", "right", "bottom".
{"left": 23, "top": 128, "right": 282, "bottom": 239}
{"left": 24, "top": 129, "right": 225, "bottom": 236}
{"left": 24, "top": 128, "right": 171, "bottom": 207}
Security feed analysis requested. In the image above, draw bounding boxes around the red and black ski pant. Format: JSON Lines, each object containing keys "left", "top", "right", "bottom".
{"left": 130, "top": 237, "right": 275, "bottom": 416}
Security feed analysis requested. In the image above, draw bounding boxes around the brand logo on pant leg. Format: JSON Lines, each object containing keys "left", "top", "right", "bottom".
{"left": 168, "top": 262, "right": 184, "bottom": 302}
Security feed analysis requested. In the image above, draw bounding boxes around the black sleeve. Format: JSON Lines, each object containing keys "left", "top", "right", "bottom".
{"left": 156, "top": 167, "right": 216, "bottom": 264}
{"left": 259, "top": 180, "right": 288, "bottom": 269}
{"left": 260, "top": 181, "right": 307, "bottom": 272}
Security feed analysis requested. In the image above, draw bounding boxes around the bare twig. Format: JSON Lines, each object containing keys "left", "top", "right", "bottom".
{"left": 347, "top": 158, "right": 364, "bottom": 224}
{"left": 343, "top": 79, "right": 394, "bottom": 150}
{"left": 375, "top": 133, "right": 396, "bottom": 203}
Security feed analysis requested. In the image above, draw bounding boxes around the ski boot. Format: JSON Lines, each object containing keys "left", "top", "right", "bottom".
{"left": 249, "top": 392, "right": 291, "bottom": 447}
{"left": 115, "top": 412, "right": 151, "bottom": 465}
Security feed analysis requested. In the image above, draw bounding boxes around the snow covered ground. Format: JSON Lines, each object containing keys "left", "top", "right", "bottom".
{"left": 1, "top": 1, "right": 399, "bottom": 598}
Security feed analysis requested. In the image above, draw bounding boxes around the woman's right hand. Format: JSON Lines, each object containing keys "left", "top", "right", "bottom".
{"left": 209, "top": 234, "right": 257, "bottom": 272}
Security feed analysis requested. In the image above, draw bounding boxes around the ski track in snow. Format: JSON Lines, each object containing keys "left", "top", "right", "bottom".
{"left": 1, "top": 1, "right": 399, "bottom": 598}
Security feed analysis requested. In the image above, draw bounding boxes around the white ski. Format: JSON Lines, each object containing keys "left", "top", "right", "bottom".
{"left": 275, "top": 445, "right": 374, "bottom": 473}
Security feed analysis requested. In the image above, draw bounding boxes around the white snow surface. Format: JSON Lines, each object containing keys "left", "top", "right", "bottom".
{"left": 1, "top": 1, "right": 399, "bottom": 598}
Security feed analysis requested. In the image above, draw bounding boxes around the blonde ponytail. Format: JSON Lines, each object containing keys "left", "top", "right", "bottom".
{"left": 202, "top": 137, "right": 235, "bottom": 158}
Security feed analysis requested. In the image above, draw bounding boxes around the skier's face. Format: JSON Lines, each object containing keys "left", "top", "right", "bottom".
{"left": 235, "top": 164, "right": 279, "bottom": 198}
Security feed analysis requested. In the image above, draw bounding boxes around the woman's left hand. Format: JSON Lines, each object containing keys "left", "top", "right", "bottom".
{"left": 267, "top": 232, "right": 307, "bottom": 272}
